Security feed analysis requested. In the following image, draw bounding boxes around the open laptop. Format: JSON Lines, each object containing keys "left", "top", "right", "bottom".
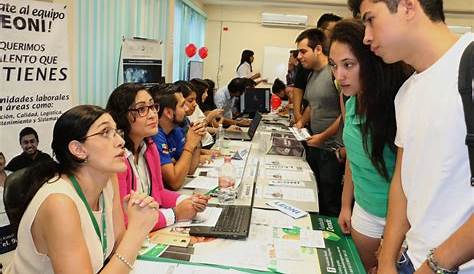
{"left": 224, "top": 112, "right": 262, "bottom": 141}
{"left": 189, "top": 162, "right": 258, "bottom": 239}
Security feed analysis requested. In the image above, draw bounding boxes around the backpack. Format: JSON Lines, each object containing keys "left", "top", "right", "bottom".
{"left": 458, "top": 41, "right": 474, "bottom": 187}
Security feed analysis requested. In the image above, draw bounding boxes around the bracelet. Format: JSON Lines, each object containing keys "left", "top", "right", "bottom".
{"left": 115, "top": 253, "right": 134, "bottom": 270}
{"left": 183, "top": 147, "right": 194, "bottom": 154}
{"left": 427, "top": 249, "right": 458, "bottom": 274}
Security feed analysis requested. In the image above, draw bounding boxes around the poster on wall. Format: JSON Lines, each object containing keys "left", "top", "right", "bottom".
{"left": 0, "top": 0, "right": 72, "bottom": 166}
{"left": 121, "top": 38, "right": 163, "bottom": 86}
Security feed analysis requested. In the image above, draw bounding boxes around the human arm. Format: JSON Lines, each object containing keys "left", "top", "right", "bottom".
{"left": 111, "top": 175, "right": 126, "bottom": 252}
{"left": 338, "top": 159, "right": 354, "bottom": 234}
{"left": 377, "top": 147, "right": 409, "bottom": 274}
{"left": 161, "top": 124, "right": 205, "bottom": 190}
{"left": 306, "top": 115, "right": 341, "bottom": 147}
{"left": 35, "top": 191, "right": 157, "bottom": 274}
{"left": 292, "top": 87, "right": 305, "bottom": 122}
{"left": 415, "top": 215, "right": 474, "bottom": 273}
{"left": 294, "top": 106, "right": 311, "bottom": 129}
{"left": 189, "top": 145, "right": 201, "bottom": 175}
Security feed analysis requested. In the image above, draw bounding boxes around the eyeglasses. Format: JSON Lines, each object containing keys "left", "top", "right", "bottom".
{"left": 81, "top": 128, "right": 124, "bottom": 141}
{"left": 128, "top": 103, "right": 160, "bottom": 117}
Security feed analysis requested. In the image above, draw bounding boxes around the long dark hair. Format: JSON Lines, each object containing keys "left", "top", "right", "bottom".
{"left": 106, "top": 83, "right": 148, "bottom": 154}
{"left": 201, "top": 79, "right": 217, "bottom": 111}
{"left": 330, "top": 19, "right": 412, "bottom": 179}
{"left": 236, "top": 49, "right": 254, "bottom": 72}
{"left": 190, "top": 78, "right": 209, "bottom": 106}
{"left": 9, "top": 105, "right": 107, "bottom": 227}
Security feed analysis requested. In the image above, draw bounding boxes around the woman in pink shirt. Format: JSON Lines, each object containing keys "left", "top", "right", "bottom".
{"left": 106, "top": 83, "right": 209, "bottom": 231}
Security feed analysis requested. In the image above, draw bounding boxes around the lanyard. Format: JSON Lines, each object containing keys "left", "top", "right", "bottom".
{"left": 69, "top": 175, "right": 107, "bottom": 261}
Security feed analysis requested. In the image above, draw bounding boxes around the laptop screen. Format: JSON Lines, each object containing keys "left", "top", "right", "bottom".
{"left": 247, "top": 112, "right": 262, "bottom": 138}
{"left": 240, "top": 88, "right": 271, "bottom": 114}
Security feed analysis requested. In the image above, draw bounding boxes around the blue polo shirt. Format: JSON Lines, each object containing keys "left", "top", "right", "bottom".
{"left": 152, "top": 127, "right": 186, "bottom": 165}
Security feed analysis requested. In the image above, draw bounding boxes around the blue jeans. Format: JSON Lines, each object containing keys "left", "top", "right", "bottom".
{"left": 397, "top": 251, "right": 415, "bottom": 274}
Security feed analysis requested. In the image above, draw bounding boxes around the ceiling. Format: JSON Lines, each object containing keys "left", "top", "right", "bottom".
{"left": 201, "top": 0, "right": 474, "bottom": 15}
{"left": 202, "top": 0, "right": 347, "bottom": 8}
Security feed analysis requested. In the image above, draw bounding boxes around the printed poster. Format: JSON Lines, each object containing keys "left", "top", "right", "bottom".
{"left": 0, "top": 0, "right": 72, "bottom": 162}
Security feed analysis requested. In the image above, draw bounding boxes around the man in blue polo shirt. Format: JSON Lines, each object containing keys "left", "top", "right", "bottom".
{"left": 151, "top": 84, "right": 205, "bottom": 190}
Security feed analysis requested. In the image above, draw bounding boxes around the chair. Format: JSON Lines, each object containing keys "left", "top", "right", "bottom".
{"left": 3, "top": 167, "right": 30, "bottom": 227}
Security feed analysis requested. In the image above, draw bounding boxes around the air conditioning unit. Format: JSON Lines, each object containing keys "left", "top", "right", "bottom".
{"left": 261, "top": 13, "right": 308, "bottom": 28}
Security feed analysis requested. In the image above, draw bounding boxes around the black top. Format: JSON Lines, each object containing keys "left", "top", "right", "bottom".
{"left": 5, "top": 151, "right": 53, "bottom": 172}
{"left": 293, "top": 64, "right": 312, "bottom": 91}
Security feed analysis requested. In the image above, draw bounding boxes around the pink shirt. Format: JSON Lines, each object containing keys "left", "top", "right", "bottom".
{"left": 117, "top": 138, "right": 179, "bottom": 230}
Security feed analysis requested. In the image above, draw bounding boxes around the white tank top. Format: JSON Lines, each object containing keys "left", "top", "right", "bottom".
{"left": 5, "top": 177, "right": 115, "bottom": 274}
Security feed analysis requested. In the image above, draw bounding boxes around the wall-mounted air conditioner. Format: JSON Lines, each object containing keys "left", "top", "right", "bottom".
{"left": 261, "top": 13, "right": 308, "bottom": 28}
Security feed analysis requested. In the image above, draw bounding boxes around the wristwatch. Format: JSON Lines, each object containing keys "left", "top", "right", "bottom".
{"left": 427, "top": 249, "right": 458, "bottom": 274}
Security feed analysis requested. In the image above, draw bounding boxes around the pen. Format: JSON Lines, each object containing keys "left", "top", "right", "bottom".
{"left": 205, "top": 186, "right": 219, "bottom": 195}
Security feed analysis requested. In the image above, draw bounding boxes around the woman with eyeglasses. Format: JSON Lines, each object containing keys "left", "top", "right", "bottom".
{"left": 6, "top": 105, "right": 158, "bottom": 274}
{"left": 106, "top": 83, "right": 209, "bottom": 231}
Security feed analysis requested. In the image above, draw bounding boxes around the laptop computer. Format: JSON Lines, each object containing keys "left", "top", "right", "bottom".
{"left": 189, "top": 162, "right": 259, "bottom": 239}
{"left": 224, "top": 112, "right": 262, "bottom": 141}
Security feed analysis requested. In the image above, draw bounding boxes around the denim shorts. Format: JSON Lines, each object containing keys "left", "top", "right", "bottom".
{"left": 397, "top": 251, "right": 415, "bottom": 274}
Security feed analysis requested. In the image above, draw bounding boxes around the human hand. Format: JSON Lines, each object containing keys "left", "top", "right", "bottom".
{"left": 226, "top": 125, "right": 242, "bottom": 132}
{"left": 207, "top": 108, "right": 224, "bottom": 122}
{"left": 191, "top": 193, "right": 210, "bottom": 212}
{"left": 199, "top": 154, "right": 213, "bottom": 165}
{"left": 174, "top": 198, "right": 197, "bottom": 222}
{"left": 236, "top": 119, "right": 251, "bottom": 127}
{"left": 294, "top": 120, "right": 304, "bottom": 129}
{"left": 123, "top": 190, "right": 159, "bottom": 235}
{"left": 338, "top": 207, "right": 352, "bottom": 234}
{"left": 376, "top": 262, "right": 397, "bottom": 274}
{"left": 414, "top": 262, "right": 434, "bottom": 274}
{"left": 186, "top": 122, "right": 205, "bottom": 147}
{"left": 306, "top": 134, "right": 324, "bottom": 147}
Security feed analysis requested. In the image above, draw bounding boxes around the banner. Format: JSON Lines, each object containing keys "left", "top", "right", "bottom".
{"left": 121, "top": 38, "right": 163, "bottom": 86}
{"left": 0, "top": 0, "right": 71, "bottom": 162}
{"left": 313, "top": 215, "right": 366, "bottom": 274}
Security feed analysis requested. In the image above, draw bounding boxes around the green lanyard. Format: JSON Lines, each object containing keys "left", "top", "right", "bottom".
{"left": 69, "top": 175, "right": 108, "bottom": 261}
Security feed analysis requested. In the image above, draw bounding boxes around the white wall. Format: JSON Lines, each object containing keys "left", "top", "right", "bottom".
{"left": 203, "top": 2, "right": 474, "bottom": 88}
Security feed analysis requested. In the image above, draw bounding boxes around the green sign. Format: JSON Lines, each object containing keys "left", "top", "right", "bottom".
{"left": 312, "top": 215, "right": 366, "bottom": 274}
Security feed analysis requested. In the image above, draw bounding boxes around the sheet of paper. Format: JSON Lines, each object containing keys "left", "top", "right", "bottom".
{"left": 177, "top": 264, "right": 249, "bottom": 274}
{"left": 251, "top": 208, "right": 296, "bottom": 228}
{"left": 268, "top": 179, "right": 305, "bottom": 187}
{"left": 191, "top": 239, "right": 270, "bottom": 271}
{"left": 132, "top": 261, "right": 177, "bottom": 274}
{"left": 265, "top": 170, "right": 311, "bottom": 181}
{"left": 299, "top": 229, "right": 325, "bottom": 248}
{"left": 264, "top": 163, "right": 300, "bottom": 171}
{"left": 174, "top": 207, "right": 222, "bottom": 227}
{"left": 149, "top": 228, "right": 191, "bottom": 247}
{"left": 273, "top": 239, "right": 304, "bottom": 261}
{"left": 289, "top": 127, "right": 311, "bottom": 141}
{"left": 184, "top": 177, "right": 218, "bottom": 190}
{"left": 262, "top": 186, "right": 316, "bottom": 202}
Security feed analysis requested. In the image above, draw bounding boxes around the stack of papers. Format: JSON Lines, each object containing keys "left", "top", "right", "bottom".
{"left": 289, "top": 127, "right": 311, "bottom": 141}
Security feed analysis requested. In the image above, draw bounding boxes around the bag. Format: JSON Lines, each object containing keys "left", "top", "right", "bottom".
{"left": 458, "top": 42, "right": 474, "bottom": 186}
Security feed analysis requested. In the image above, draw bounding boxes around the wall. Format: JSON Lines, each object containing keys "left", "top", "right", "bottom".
{"left": 203, "top": 2, "right": 474, "bottom": 88}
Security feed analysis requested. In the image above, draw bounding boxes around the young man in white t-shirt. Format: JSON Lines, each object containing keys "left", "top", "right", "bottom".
{"left": 348, "top": 0, "right": 474, "bottom": 273}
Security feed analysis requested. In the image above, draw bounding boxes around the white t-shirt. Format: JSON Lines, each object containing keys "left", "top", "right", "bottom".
{"left": 188, "top": 105, "right": 214, "bottom": 146}
{"left": 394, "top": 33, "right": 474, "bottom": 271}
{"left": 214, "top": 86, "right": 235, "bottom": 119}
{"left": 236, "top": 62, "right": 252, "bottom": 78}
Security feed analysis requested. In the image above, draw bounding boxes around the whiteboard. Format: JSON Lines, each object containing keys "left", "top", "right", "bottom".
{"left": 262, "top": 46, "right": 293, "bottom": 85}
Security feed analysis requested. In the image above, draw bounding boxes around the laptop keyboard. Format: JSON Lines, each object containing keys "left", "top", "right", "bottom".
{"left": 213, "top": 206, "right": 249, "bottom": 233}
